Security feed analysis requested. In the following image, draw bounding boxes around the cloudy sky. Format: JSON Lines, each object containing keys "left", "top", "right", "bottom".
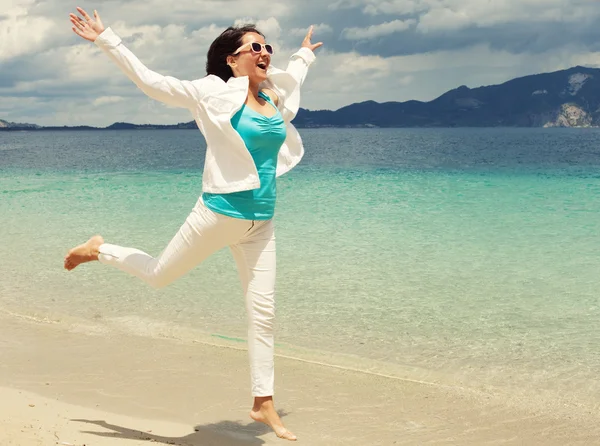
{"left": 2, "top": 0, "right": 600, "bottom": 126}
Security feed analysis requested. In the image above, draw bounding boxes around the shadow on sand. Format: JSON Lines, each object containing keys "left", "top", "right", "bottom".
{"left": 71, "top": 411, "right": 291, "bottom": 445}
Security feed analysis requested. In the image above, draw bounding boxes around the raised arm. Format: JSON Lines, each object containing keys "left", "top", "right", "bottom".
{"left": 285, "top": 26, "right": 323, "bottom": 86}
{"left": 264, "top": 26, "right": 322, "bottom": 109}
{"left": 69, "top": 7, "right": 203, "bottom": 110}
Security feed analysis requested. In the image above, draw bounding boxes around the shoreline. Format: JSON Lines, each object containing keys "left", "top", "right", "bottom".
{"left": 2, "top": 301, "right": 600, "bottom": 424}
{"left": 1, "top": 312, "right": 599, "bottom": 445}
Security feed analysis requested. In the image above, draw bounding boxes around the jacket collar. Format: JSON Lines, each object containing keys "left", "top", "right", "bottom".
{"left": 206, "top": 66, "right": 300, "bottom": 118}
{"left": 220, "top": 67, "right": 298, "bottom": 103}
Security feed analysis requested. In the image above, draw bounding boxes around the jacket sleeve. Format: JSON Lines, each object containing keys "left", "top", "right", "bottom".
{"left": 94, "top": 27, "right": 206, "bottom": 109}
{"left": 284, "top": 47, "right": 316, "bottom": 87}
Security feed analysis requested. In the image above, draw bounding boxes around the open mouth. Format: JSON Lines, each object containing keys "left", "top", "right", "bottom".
{"left": 257, "top": 62, "right": 268, "bottom": 71}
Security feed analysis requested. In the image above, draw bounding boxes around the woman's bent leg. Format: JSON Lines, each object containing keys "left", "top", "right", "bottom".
{"left": 98, "top": 200, "right": 236, "bottom": 289}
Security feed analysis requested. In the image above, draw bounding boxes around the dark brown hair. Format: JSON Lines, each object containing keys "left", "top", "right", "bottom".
{"left": 206, "top": 24, "right": 264, "bottom": 82}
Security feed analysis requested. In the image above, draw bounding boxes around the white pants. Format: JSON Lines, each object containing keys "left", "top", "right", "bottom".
{"left": 98, "top": 197, "right": 276, "bottom": 397}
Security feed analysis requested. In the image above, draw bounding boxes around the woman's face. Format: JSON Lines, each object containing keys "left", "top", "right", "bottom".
{"left": 228, "top": 32, "right": 271, "bottom": 84}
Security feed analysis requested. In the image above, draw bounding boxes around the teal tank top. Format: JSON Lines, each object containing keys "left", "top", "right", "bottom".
{"left": 202, "top": 91, "right": 287, "bottom": 220}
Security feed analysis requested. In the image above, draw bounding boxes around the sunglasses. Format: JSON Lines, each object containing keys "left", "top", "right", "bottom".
{"left": 233, "top": 42, "right": 274, "bottom": 55}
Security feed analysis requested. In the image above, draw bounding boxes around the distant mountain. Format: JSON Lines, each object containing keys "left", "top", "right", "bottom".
{"left": 0, "top": 119, "right": 39, "bottom": 130}
{"left": 105, "top": 121, "right": 196, "bottom": 130}
{"left": 0, "top": 120, "right": 194, "bottom": 131}
{"left": 2, "top": 66, "right": 600, "bottom": 130}
{"left": 293, "top": 66, "right": 600, "bottom": 128}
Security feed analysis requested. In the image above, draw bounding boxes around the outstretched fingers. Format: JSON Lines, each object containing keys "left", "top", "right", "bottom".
{"left": 70, "top": 14, "right": 84, "bottom": 29}
{"left": 302, "top": 25, "right": 324, "bottom": 52}
{"left": 305, "top": 25, "right": 313, "bottom": 40}
{"left": 69, "top": 12, "right": 82, "bottom": 22}
{"left": 76, "top": 6, "right": 93, "bottom": 22}
{"left": 69, "top": 7, "right": 104, "bottom": 40}
{"left": 70, "top": 15, "right": 88, "bottom": 37}
{"left": 303, "top": 25, "right": 314, "bottom": 45}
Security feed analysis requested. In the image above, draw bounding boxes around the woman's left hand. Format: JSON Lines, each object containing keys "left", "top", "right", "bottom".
{"left": 301, "top": 26, "right": 323, "bottom": 52}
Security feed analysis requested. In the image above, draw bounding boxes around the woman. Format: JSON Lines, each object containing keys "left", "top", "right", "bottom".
{"left": 65, "top": 6, "right": 322, "bottom": 441}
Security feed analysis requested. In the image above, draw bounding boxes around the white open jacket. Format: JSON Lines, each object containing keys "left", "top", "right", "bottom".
{"left": 95, "top": 28, "right": 316, "bottom": 194}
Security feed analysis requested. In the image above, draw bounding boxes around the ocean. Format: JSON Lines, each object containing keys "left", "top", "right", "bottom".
{"left": 2, "top": 128, "right": 600, "bottom": 411}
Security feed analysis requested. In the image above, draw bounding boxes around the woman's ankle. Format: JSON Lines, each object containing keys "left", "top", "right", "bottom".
{"left": 253, "top": 395, "right": 273, "bottom": 410}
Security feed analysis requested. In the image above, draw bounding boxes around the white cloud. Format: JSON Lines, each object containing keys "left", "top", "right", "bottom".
{"left": 290, "top": 23, "right": 333, "bottom": 38}
{"left": 255, "top": 17, "right": 283, "bottom": 41}
{"left": 327, "top": 0, "right": 600, "bottom": 32}
{"left": 416, "top": 6, "right": 471, "bottom": 33}
{"left": 296, "top": 41, "right": 600, "bottom": 112}
{"left": 0, "top": 1, "right": 55, "bottom": 61}
{"left": 2, "top": 0, "right": 600, "bottom": 126}
{"left": 333, "top": 52, "right": 392, "bottom": 78}
{"left": 93, "top": 96, "right": 125, "bottom": 106}
{"left": 299, "top": 50, "right": 409, "bottom": 106}
{"left": 327, "top": 0, "right": 365, "bottom": 11}
{"left": 342, "top": 19, "right": 415, "bottom": 40}
{"left": 93, "top": 20, "right": 241, "bottom": 79}
{"left": 77, "top": 0, "right": 292, "bottom": 26}
{"left": 0, "top": 96, "right": 39, "bottom": 117}
{"left": 349, "top": 0, "right": 600, "bottom": 32}
{"left": 363, "top": 0, "right": 424, "bottom": 16}
{"left": 232, "top": 16, "right": 282, "bottom": 39}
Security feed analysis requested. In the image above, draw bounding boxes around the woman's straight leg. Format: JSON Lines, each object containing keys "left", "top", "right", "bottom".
{"left": 230, "top": 219, "right": 277, "bottom": 397}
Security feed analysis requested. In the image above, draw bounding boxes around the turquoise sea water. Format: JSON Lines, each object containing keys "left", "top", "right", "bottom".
{"left": 2, "top": 128, "right": 600, "bottom": 410}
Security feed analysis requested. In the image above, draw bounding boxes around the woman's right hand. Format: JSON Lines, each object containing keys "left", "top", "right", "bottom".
{"left": 69, "top": 7, "right": 105, "bottom": 42}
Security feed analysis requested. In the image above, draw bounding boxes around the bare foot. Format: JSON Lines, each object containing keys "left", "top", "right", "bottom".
{"left": 250, "top": 396, "right": 296, "bottom": 441}
{"left": 64, "top": 235, "right": 104, "bottom": 271}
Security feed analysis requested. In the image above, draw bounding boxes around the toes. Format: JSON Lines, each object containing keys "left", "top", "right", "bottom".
{"left": 277, "top": 430, "right": 297, "bottom": 441}
{"left": 64, "top": 256, "right": 76, "bottom": 271}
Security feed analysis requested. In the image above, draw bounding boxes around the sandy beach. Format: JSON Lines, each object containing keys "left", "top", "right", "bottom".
{"left": 0, "top": 312, "right": 599, "bottom": 446}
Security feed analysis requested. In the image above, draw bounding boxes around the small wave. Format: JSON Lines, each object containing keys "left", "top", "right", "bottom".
{"left": 2, "top": 187, "right": 65, "bottom": 195}
{"left": 0, "top": 308, "right": 61, "bottom": 325}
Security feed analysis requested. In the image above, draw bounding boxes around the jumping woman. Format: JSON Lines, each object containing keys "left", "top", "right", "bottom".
{"left": 65, "top": 6, "right": 323, "bottom": 441}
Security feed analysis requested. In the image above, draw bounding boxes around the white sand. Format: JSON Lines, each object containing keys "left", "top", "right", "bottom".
{"left": 0, "top": 312, "right": 598, "bottom": 445}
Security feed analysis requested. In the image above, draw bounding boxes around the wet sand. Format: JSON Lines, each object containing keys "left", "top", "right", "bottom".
{"left": 0, "top": 312, "right": 598, "bottom": 445}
